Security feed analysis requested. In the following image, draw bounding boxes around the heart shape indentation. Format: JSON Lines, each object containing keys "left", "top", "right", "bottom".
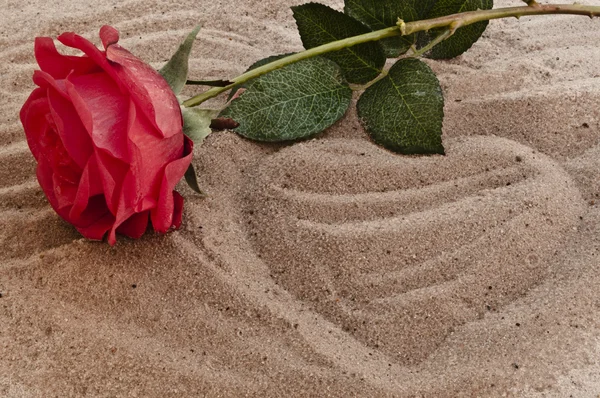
{"left": 244, "top": 136, "right": 582, "bottom": 365}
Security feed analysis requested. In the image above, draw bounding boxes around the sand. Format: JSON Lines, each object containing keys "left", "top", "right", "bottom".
{"left": 1, "top": 0, "right": 600, "bottom": 396}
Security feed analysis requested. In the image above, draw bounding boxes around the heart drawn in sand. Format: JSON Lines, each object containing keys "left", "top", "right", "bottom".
{"left": 244, "top": 136, "right": 583, "bottom": 365}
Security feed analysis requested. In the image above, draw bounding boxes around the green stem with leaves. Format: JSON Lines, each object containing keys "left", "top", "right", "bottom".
{"left": 182, "top": 3, "right": 600, "bottom": 107}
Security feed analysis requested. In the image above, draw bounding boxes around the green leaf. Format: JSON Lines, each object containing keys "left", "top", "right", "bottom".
{"left": 220, "top": 57, "right": 352, "bottom": 142}
{"left": 159, "top": 25, "right": 201, "bottom": 95}
{"left": 292, "top": 3, "right": 385, "bottom": 84}
{"left": 227, "top": 53, "right": 295, "bottom": 101}
{"left": 423, "top": 0, "right": 493, "bottom": 59}
{"left": 184, "top": 163, "right": 206, "bottom": 195}
{"left": 344, "top": 0, "right": 418, "bottom": 57}
{"left": 357, "top": 58, "right": 444, "bottom": 154}
{"left": 415, "top": 0, "right": 438, "bottom": 18}
{"left": 181, "top": 107, "right": 219, "bottom": 143}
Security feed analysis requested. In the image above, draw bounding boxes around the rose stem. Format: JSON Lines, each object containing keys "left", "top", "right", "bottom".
{"left": 182, "top": 3, "right": 600, "bottom": 107}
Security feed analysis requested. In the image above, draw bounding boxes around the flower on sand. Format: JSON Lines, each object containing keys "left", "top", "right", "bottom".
{"left": 20, "top": 25, "right": 193, "bottom": 245}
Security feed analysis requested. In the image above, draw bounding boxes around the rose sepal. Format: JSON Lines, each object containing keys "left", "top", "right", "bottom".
{"left": 159, "top": 25, "right": 201, "bottom": 95}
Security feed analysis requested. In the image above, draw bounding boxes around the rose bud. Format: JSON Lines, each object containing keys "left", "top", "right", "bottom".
{"left": 20, "top": 26, "right": 193, "bottom": 245}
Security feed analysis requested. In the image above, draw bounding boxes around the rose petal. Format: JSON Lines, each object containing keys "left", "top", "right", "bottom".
{"left": 47, "top": 86, "right": 93, "bottom": 169}
{"left": 172, "top": 191, "right": 184, "bottom": 229}
{"left": 99, "top": 25, "right": 119, "bottom": 49}
{"left": 105, "top": 42, "right": 182, "bottom": 139}
{"left": 32, "top": 70, "right": 68, "bottom": 98}
{"left": 116, "top": 210, "right": 150, "bottom": 239}
{"left": 76, "top": 213, "right": 114, "bottom": 242}
{"left": 68, "top": 155, "right": 103, "bottom": 221}
{"left": 125, "top": 100, "right": 159, "bottom": 192}
{"left": 65, "top": 72, "right": 130, "bottom": 162}
{"left": 52, "top": 172, "right": 78, "bottom": 210}
{"left": 58, "top": 27, "right": 182, "bottom": 141}
{"left": 150, "top": 136, "right": 193, "bottom": 233}
{"left": 106, "top": 167, "right": 141, "bottom": 245}
{"left": 126, "top": 100, "right": 183, "bottom": 203}
{"left": 116, "top": 168, "right": 137, "bottom": 220}
{"left": 68, "top": 160, "right": 91, "bottom": 221}
{"left": 75, "top": 195, "right": 115, "bottom": 243}
{"left": 36, "top": 158, "right": 70, "bottom": 221}
{"left": 57, "top": 32, "right": 121, "bottom": 84}
{"left": 20, "top": 90, "right": 50, "bottom": 161}
{"left": 94, "top": 148, "right": 129, "bottom": 215}
{"left": 75, "top": 194, "right": 114, "bottom": 228}
{"left": 34, "top": 36, "right": 100, "bottom": 79}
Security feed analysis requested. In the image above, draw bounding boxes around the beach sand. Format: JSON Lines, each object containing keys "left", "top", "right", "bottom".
{"left": 1, "top": 0, "right": 600, "bottom": 396}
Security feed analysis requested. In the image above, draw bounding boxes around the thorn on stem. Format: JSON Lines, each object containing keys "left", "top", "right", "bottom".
{"left": 210, "top": 117, "right": 239, "bottom": 130}
{"left": 397, "top": 19, "right": 407, "bottom": 35}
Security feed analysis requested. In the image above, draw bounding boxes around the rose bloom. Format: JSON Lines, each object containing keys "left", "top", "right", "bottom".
{"left": 20, "top": 26, "right": 193, "bottom": 245}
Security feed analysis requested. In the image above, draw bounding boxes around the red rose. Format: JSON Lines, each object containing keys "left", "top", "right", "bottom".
{"left": 20, "top": 26, "right": 193, "bottom": 245}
